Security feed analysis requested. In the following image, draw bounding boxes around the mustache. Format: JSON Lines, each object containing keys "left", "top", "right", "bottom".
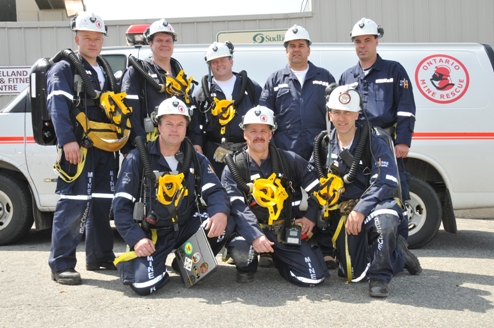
{"left": 253, "top": 138, "right": 265, "bottom": 142}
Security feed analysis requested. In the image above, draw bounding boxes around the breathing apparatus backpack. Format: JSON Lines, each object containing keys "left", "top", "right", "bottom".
{"left": 199, "top": 71, "right": 258, "bottom": 135}
{"left": 225, "top": 143, "right": 301, "bottom": 244}
{"left": 126, "top": 55, "right": 197, "bottom": 142}
{"left": 30, "top": 48, "right": 133, "bottom": 150}
{"left": 133, "top": 136, "right": 203, "bottom": 232}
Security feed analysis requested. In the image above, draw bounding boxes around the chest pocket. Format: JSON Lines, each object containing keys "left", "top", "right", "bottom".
{"left": 275, "top": 87, "right": 291, "bottom": 110}
{"left": 373, "top": 80, "right": 394, "bottom": 103}
{"left": 276, "top": 87, "right": 290, "bottom": 99}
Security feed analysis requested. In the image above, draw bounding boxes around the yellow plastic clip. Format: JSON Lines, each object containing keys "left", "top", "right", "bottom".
{"left": 165, "top": 70, "right": 194, "bottom": 104}
{"left": 100, "top": 91, "right": 133, "bottom": 134}
{"left": 313, "top": 173, "right": 345, "bottom": 217}
{"left": 252, "top": 173, "right": 288, "bottom": 225}
{"left": 211, "top": 98, "right": 236, "bottom": 134}
{"left": 156, "top": 172, "right": 188, "bottom": 208}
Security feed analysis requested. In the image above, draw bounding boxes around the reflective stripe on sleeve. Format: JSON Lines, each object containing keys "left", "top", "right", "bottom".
{"left": 114, "top": 192, "right": 135, "bottom": 202}
{"left": 202, "top": 183, "right": 216, "bottom": 192}
{"left": 47, "top": 90, "right": 74, "bottom": 101}
{"left": 305, "top": 179, "right": 319, "bottom": 192}
{"left": 126, "top": 94, "right": 139, "bottom": 100}
{"left": 386, "top": 175, "right": 398, "bottom": 183}
{"left": 230, "top": 196, "right": 245, "bottom": 203}
{"left": 397, "top": 111, "right": 415, "bottom": 117}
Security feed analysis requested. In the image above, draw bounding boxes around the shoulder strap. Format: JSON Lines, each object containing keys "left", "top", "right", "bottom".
{"left": 233, "top": 151, "right": 250, "bottom": 184}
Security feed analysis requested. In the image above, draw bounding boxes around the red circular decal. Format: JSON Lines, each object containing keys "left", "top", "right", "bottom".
{"left": 178, "top": 105, "right": 186, "bottom": 113}
{"left": 259, "top": 114, "right": 268, "bottom": 122}
{"left": 415, "top": 54, "right": 469, "bottom": 104}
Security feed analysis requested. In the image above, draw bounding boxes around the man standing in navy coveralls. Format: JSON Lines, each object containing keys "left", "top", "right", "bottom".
{"left": 259, "top": 24, "right": 336, "bottom": 161}
{"left": 47, "top": 12, "right": 116, "bottom": 285}
{"left": 339, "top": 18, "right": 416, "bottom": 240}
{"left": 259, "top": 25, "right": 337, "bottom": 268}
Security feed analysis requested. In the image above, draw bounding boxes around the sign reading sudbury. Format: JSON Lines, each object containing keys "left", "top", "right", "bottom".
{"left": 217, "top": 29, "right": 286, "bottom": 44}
{"left": 0, "top": 67, "right": 30, "bottom": 95}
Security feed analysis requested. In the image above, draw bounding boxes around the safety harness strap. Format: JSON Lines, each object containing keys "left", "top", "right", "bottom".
{"left": 74, "top": 110, "right": 131, "bottom": 152}
{"left": 113, "top": 229, "right": 158, "bottom": 266}
{"left": 53, "top": 146, "right": 88, "bottom": 183}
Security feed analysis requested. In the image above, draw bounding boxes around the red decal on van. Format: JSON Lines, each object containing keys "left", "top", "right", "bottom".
{"left": 415, "top": 54, "right": 469, "bottom": 104}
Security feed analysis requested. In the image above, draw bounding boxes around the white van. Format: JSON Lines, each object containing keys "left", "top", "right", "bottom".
{"left": 1, "top": 42, "right": 493, "bottom": 248}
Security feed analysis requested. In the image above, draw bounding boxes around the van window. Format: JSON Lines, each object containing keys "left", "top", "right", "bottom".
{"left": 102, "top": 54, "right": 127, "bottom": 73}
{"left": 0, "top": 88, "right": 29, "bottom": 113}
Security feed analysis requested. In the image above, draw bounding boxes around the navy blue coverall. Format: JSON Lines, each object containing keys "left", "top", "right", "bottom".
{"left": 120, "top": 57, "right": 201, "bottom": 152}
{"left": 259, "top": 61, "right": 336, "bottom": 161}
{"left": 339, "top": 54, "right": 416, "bottom": 201}
{"left": 323, "top": 125, "right": 405, "bottom": 283}
{"left": 340, "top": 55, "right": 416, "bottom": 240}
{"left": 194, "top": 72, "right": 262, "bottom": 177}
{"left": 47, "top": 56, "right": 116, "bottom": 273}
{"left": 221, "top": 148, "right": 329, "bottom": 287}
{"left": 113, "top": 138, "right": 231, "bottom": 295}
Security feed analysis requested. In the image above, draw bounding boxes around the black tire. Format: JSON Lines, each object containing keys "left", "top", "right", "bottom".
{"left": 0, "top": 173, "right": 34, "bottom": 245}
{"left": 406, "top": 175, "right": 442, "bottom": 249}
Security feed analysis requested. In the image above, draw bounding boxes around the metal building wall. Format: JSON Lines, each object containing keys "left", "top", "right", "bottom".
{"left": 1, "top": 0, "right": 494, "bottom": 106}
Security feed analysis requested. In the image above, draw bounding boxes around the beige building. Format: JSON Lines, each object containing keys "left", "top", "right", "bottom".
{"left": 1, "top": 0, "right": 494, "bottom": 104}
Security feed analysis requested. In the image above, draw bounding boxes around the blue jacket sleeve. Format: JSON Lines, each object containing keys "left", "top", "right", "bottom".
{"left": 47, "top": 60, "right": 77, "bottom": 147}
{"left": 197, "top": 152, "right": 231, "bottom": 217}
{"left": 221, "top": 165, "right": 264, "bottom": 245}
{"left": 353, "top": 135, "right": 400, "bottom": 216}
{"left": 121, "top": 66, "right": 145, "bottom": 153}
{"left": 393, "top": 63, "right": 416, "bottom": 147}
{"left": 113, "top": 149, "right": 148, "bottom": 248}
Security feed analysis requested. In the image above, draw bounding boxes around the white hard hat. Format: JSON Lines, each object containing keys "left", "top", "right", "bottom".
{"left": 144, "top": 19, "right": 178, "bottom": 43}
{"left": 239, "top": 106, "right": 277, "bottom": 131}
{"left": 156, "top": 96, "right": 191, "bottom": 122}
{"left": 327, "top": 86, "right": 361, "bottom": 112}
{"left": 204, "top": 41, "right": 234, "bottom": 63}
{"left": 350, "top": 17, "right": 384, "bottom": 39}
{"left": 70, "top": 12, "right": 107, "bottom": 35}
{"left": 283, "top": 24, "right": 312, "bottom": 47}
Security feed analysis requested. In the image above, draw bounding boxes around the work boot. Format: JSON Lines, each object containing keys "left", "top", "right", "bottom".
{"left": 369, "top": 279, "right": 389, "bottom": 298}
{"left": 236, "top": 270, "right": 255, "bottom": 283}
{"left": 397, "top": 235, "right": 422, "bottom": 275}
{"left": 324, "top": 255, "right": 338, "bottom": 270}
{"left": 86, "top": 260, "right": 117, "bottom": 271}
{"left": 258, "top": 254, "right": 274, "bottom": 268}
{"left": 51, "top": 269, "right": 82, "bottom": 285}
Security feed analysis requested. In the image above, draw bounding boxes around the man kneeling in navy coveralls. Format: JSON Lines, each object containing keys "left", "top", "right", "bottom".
{"left": 315, "top": 85, "right": 421, "bottom": 297}
{"left": 221, "top": 106, "right": 329, "bottom": 286}
{"left": 113, "top": 97, "right": 231, "bottom": 295}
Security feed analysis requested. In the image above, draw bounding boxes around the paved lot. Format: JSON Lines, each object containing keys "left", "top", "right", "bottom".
{"left": 1, "top": 209, "right": 493, "bottom": 328}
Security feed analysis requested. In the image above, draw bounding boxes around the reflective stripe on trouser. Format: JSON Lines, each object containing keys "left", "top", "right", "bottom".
{"left": 48, "top": 147, "right": 116, "bottom": 273}
{"left": 335, "top": 199, "right": 405, "bottom": 283}
{"left": 228, "top": 229, "right": 329, "bottom": 287}
{"left": 117, "top": 218, "right": 227, "bottom": 296}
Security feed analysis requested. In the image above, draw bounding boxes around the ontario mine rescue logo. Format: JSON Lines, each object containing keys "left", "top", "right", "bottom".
{"left": 415, "top": 54, "right": 469, "bottom": 104}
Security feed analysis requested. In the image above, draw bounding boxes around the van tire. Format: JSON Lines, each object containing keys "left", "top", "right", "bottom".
{"left": 0, "top": 173, "right": 34, "bottom": 245}
{"left": 406, "top": 175, "right": 442, "bottom": 249}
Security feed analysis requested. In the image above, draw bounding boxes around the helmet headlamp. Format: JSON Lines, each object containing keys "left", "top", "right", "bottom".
{"left": 339, "top": 93, "right": 351, "bottom": 105}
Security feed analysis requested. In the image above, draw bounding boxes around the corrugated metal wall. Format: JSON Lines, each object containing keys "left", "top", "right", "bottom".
{"left": 1, "top": 0, "right": 493, "bottom": 106}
